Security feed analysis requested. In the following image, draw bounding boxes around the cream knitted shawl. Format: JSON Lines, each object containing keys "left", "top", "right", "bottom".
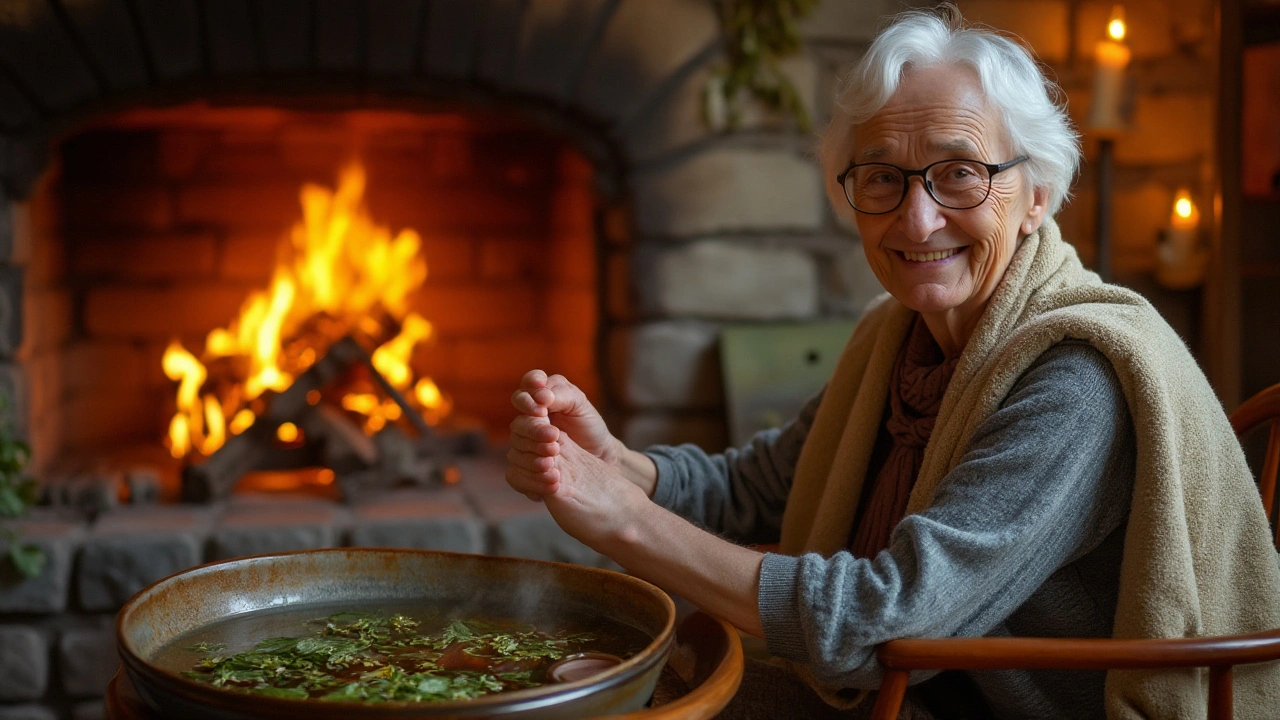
{"left": 778, "top": 218, "right": 1280, "bottom": 718}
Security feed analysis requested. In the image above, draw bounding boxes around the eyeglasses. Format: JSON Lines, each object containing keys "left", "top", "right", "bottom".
{"left": 836, "top": 156, "right": 1029, "bottom": 215}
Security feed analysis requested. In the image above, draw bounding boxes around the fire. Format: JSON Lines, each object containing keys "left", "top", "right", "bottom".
{"left": 163, "top": 163, "right": 452, "bottom": 459}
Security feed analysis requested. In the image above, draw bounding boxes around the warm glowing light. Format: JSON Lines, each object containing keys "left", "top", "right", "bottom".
{"left": 1107, "top": 6, "right": 1126, "bottom": 41}
{"left": 1171, "top": 189, "right": 1199, "bottom": 229}
{"left": 230, "top": 409, "right": 256, "bottom": 435}
{"left": 277, "top": 422, "right": 300, "bottom": 443}
{"left": 163, "top": 162, "right": 451, "bottom": 459}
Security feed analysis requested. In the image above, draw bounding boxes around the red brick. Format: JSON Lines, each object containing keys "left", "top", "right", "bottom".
{"left": 454, "top": 334, "right": 555, "bottom": 385}
{"left": 551, "top": 340, "right": 598, "bottom": 385}
{"left": 546, "top": 234, "right": 595, "bottom": 285}
{"left": 478, "top": 237, "right": 541, "bottom": 280}
{"left": 371, "top": 186, "right": 546, "bottom": 235}
{"left": 84, "top": 284, "right": 253, "bottom": 339}
{"left": 441, "top": 384, "right": 524, "bottom": 440}
{"left": 176, "top": 183, "right": 301, "bottom": 230}
{"left": 419, "top": 234, "right": 475, "bottom": 281}
{"left": 220, "top": 230, "right": 286, "bottom": 282}
{"left": 63, "top": 186, "right": 174, "bottom": 231}
{"left": 20, "top": 289, "right": 73, "bottom": 355}
{"left": 70, "top": 232, "right": 219, "bottom": 280}
{"left": 557, "top": 147, "right": 594, "bottom": 182}
{"left": 410, "top": 284, "right": 537, "bottom": 335}
{"left": 62, "top": 386, "right": 166, "bottom": 450}
{"left": 543, "top": 287, "right": 597, "bottom": 339}
{"left": 605, "top": 251, "right": 635, "bottom": 322}
{"left": 278, "top": 125, "right": 356, "bottom": 175}
{"left": 157, "top": 131, "right": 217, "bottom": 181}
{"left": 550, "top": 185, "right": 596, "bottom": 237}
{"left": 62, "top": 341, "right": 146, "bottom": 395}
{"left": 602, "top": 202, "right": 634, "bottom": 246}
{"left": 24, "top": 351, "right": 61, "bottom": 430}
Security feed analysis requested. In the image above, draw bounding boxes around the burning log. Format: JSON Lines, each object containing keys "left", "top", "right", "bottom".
{"left": 180, "top": 335, "right": 464, "bottom": 503}
{"left": 181, "top": 337, "right": 367, "bottom": 502}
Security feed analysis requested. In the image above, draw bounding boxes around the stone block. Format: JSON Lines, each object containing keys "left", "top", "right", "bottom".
{"left": 798, "top": 0, "right": 899, "bottom": 43}
{"left": 77, "top": 507, "right": 211, "bottom": 612}
{"left": 70, "top": 701, "right": 105, "bottom": 720}
{"left": 621, "top": 411, "right": 728, "bottom": 453}
{"left": 609, "top": 322, "right": 723, "bottom": 410}
{"left": 59, "top": 0, "right": 147, "bottom": 90}
{"left": 0, "top": 705, "right": 57, "bottom": 720}
{"left": 506, "top": 0, "right": 614, "bottom": 101}
{"left": 651, "top": 240, "right": 820, "bottom": 319}
{"left": 348, "top": 489, "right": 484, "bottom": 553}
{"left": 483, "top": 503, "right": 612, "bottom": 568}
{"left": 0, "top": 626, "right": 47, "bottom": 700}
{"left": 577, "top": 0, "right": 720, "bottom": 123}
{"left": 210, "top": 502, "right": 346, "bottom": 561}
{"left": 0, "top": 518, "right": 84, "bottom": 614}
{"left": 634, "top": 148, "right": 824, "bottom": 236}
{"left": 131, "top": 0, "right": 201, "bottom": 80}
{"left": 202, "top": 0, "right": 256, "bottom": 74}
{"left": 0, "top": 362, "right": 28, "bottom": 437}
{"left": 0, "top": 0, "right": 97, "bottom": 111}
{"left": 57, "top": 619, "right": 117, "bottom": 698}
{"left": 421, "top": 0, "right": 487, "bottom": 78}
{"left": 823, "top": 239, "right": 884, "bottom": 315}
{"left": 0, "top": 265, "right": 22, "bottom": 357}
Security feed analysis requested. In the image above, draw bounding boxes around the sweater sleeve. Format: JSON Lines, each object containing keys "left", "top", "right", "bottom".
{"left": 642, "top": 389, "right": 823, "bottom": 546}
{"left": 758, "top": 342, "right": 1135, "bottom": 689}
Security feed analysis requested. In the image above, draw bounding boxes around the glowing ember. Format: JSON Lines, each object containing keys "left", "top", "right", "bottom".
{"left": 163, "top": 163, "right": 453, "bottom": 459}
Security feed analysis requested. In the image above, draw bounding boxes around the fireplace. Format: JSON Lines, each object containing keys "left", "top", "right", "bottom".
{"left": 39, "top": 106, "right": 599, "bottom": 502}
{"left": 0, "top": 1, "right": 875, "bottom": 715}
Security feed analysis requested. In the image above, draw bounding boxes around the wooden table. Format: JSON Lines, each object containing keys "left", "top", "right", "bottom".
{"left": 108, "top": 611, "right": 743, "bottom": 720}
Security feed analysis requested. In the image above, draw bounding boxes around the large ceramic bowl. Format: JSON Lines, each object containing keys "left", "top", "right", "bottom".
{"left": 117, "top": 548, "right": 676, "bottom": 719}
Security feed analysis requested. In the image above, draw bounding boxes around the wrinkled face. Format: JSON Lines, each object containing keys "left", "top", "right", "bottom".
{"left": 850, "top": 63, "right": 1046, "bottom": 328}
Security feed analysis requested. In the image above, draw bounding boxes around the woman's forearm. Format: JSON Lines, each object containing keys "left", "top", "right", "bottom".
{"left": 604, "top": 500, "right": 764, "bottom": 637}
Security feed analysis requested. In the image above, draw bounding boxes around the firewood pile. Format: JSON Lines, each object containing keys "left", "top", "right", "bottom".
{"left": 180, "top": 335, "right": 480, "bottom": 503}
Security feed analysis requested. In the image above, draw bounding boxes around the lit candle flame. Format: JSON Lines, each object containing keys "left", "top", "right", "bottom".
{"left": 1171, "top": 189, "right": 1199, "bottom": 229}
{"left": 1107, "top": 6, "right": 1126, "bottom": 41}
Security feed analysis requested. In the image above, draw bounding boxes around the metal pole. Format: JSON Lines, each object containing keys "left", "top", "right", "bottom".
{"left": 1094, "top": 138, "right": 1114, "bottom": 282}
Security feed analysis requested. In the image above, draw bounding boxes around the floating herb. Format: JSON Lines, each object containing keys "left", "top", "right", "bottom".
{"left": 181, "top": 612, "right": 602, "bottom": 703}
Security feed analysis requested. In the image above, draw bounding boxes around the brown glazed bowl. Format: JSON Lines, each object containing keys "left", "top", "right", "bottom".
{"left": 116, "top": 548, "right": 676, "bottom": 719}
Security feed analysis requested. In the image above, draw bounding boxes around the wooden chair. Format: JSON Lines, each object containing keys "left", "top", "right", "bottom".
{"left": 869, "top": 381, "right": 1280, "bottom": 720}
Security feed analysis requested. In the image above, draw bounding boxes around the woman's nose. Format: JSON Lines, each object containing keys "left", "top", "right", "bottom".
{"left": 899, "top": 178, "right": 946, "bottom": 242}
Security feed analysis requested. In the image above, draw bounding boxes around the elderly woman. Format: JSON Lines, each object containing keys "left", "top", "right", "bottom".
{"left": 506, "top": 8, "right": 1280, "bottom": 719}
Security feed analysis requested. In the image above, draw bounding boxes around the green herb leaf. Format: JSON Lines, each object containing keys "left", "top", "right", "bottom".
{"left": 8, "top": 542, "right": 44, "bottom": 578}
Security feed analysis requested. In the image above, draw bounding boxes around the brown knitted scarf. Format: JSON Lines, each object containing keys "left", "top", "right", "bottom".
{"left": 850, "top": 316, "right": 959, "bottom": 558}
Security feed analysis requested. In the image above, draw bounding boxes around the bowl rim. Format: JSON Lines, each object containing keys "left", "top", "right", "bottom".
{"left": 116, "top": 547, "right": 677, "bottom": 716}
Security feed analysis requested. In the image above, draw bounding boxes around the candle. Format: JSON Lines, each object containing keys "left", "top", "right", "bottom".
{"left": 1156, "top": 189, "right": 1207, "bottom": 289}
{"left": 1087, "top": 6, "right": 1131, "bottom": 132}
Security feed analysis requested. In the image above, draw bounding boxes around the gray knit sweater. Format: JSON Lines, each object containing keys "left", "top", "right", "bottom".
{"left": 646, "top": 341, "right": 1135, "bottom": 719}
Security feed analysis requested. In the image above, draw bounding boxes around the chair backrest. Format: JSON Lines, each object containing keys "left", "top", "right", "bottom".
{"left": 868, "top": 381, "right": 1280, "bottom": 720}
{"left": 1229, "top": 382, "right": 1280, "bottom": 549}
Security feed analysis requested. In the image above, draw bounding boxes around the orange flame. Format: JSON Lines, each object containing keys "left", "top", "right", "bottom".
{"left": 163, "top": 163, "right": 450, "bottom": 458}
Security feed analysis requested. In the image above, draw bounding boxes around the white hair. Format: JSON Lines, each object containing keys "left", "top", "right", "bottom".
{"left": 819, "top": 7, "right": 1081, "bottom": 219}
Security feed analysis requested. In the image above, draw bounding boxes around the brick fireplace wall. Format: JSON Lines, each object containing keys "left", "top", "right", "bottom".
{"left": 44, "top": 109, "right": 597, "bottom": 475}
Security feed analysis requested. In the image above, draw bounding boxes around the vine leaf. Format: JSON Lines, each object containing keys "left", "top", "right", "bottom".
{"left": 705, "top": 0, "right": 819, "bottom": 133}
{"left": 8, "top": 542, "right": 45, "bottom": 579}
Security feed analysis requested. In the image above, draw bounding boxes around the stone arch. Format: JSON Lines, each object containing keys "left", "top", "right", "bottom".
{"left": 0, "top": 0, "right": 868, "bottom": 453}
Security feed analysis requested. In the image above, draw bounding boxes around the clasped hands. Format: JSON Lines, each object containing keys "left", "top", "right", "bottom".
{"left": 506, "top": 369, "right": 654, "bottom": 549}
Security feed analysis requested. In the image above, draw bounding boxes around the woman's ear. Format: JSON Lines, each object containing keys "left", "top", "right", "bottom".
{"left": 1020, "top": 186, "right": 1050, "bottom": 235}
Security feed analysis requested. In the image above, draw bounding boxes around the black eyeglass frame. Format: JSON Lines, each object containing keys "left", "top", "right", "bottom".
{"left": 835, "top": 155, "right": 1030, "bottom": 215}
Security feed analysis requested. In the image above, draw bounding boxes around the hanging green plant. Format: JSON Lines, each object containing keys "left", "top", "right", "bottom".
{"left": 704, "top": 0, "right": 819, "bottom": 133}
{"left": 0, "top": 394, "right": 42, "bottom": 579}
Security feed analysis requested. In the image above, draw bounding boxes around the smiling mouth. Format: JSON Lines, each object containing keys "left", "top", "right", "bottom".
{"left": 900, "top": 247, "right": 963, "bottom": 263}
